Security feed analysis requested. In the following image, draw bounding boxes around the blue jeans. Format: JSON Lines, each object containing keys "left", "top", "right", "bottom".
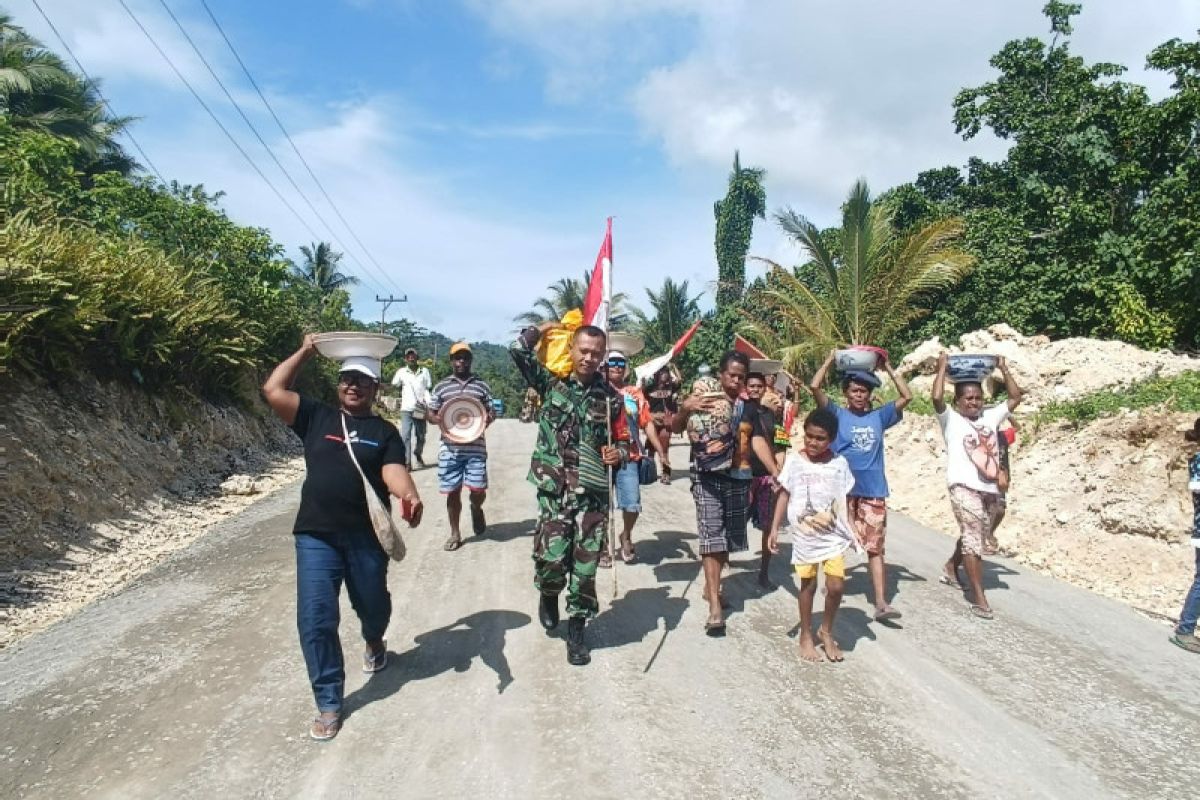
{"left": 295, "top": 531, "right": 391, "bottom": 712}
{"left": 1177, "top": 548, "right": 1200, "bottom": 636}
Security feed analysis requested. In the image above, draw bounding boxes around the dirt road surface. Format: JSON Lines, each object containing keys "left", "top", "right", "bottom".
{"left": 3, "top": 420, "right": 1198, "bottom": 799}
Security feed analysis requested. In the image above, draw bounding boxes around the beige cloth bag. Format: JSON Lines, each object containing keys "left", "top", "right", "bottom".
{"left": 340, "top": 413, "right": 406, "bottom": 562}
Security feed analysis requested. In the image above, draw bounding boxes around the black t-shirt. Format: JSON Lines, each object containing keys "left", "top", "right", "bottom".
{"left": 746, "top": 401, "right": 778, "bottom": 477}
{"left": 290, "top": 397, "right": 407, "bottom": 535}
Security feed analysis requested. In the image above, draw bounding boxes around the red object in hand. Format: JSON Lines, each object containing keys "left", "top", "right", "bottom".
{"left": 1002, "top": 428, "right": 1017, "bottom": 446}
{"left": 400, "top": 497, "right": 415, "bottom": 524}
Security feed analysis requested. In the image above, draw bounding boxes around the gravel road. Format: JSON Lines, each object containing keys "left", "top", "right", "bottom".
{"left": 2, "top": 420, "right": 1198, "bottom": 799}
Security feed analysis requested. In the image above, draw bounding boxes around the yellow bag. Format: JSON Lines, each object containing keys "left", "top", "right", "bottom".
{"left": 536, "top": 308, "right": 582, "bottom": 378}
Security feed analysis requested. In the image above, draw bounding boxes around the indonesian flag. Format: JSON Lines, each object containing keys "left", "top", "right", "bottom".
{"left": 634, "top": 319, "right": 702, "bottom": 385}
{"left": 583, "top": 217, "right": 613, "bottom": 332}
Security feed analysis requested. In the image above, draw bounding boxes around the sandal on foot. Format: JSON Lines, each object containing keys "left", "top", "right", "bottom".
{"left": 309, "top": 714, "right": 342, "bottom": 741}
{"left": 1169, "top": 633, "right": 1200, "bottom": 653}
{"left": 704, "top": 618, "right": 726, "bottom": 636}
{"left": 598, "top": 551, "right": 613, "bottom": 569}
{"left": 471, "top": 505, "right": 487, "bottom": 536}
{"left": 874, "top": 606, "right": 902, "bottom": 622}
{"left": 969, "top": 604, "right": 994, "bottom": 620}
{"left": 363, "top": 640, "right": 388, "bottom": 674}
{"left": 939, "top": 573, "right": 963, "bottom": 590}
{"left": 443, "top": 536, "right": 463, "bottom": 552}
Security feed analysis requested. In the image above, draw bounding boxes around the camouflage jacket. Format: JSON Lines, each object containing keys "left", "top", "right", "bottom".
{"left": 509, "top": 331, "right": 628, "bottom": 495}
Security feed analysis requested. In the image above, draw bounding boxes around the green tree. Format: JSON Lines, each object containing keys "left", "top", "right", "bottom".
{"left": 745, "top": 179, "right": 974, "bottom": 372}
{"left": 902, "top": 1, "right": 1199, "bottom": 349}
{"left": 514, "top": 269, "right": 628, "bottom": 327}
{"left": 628, "top": 277, "right": 702, "bottom": 356}
{"left": 0, "top": 13, "right": 134, "bottom": 175}
{"left": 713, "top": 151, "right": 766, "bottom": 309}
{"left": 292, "top": 242, "right": 358, "bottom": 300}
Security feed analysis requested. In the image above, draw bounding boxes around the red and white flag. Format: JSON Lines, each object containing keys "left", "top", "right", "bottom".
{"left": 634, "top": 319, "right": 702, "bottom": 385}
{"left": 583, "top": 217, "right": 613, "bottom": 332}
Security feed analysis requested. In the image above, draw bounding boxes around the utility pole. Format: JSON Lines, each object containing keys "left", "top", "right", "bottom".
{"left": 376, "top": 295, "right": 407, "bottom": 333}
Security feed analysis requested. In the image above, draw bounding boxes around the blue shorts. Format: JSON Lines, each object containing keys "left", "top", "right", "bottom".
{"left": 438, "top": 445, "right": 488, "bottom": 494}
{"left": 614, "top": 459, "right": 641, "bottom": 512}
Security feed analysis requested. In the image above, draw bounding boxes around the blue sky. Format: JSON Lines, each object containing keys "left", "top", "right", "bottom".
{"left": 13, "top": 0, "right": 1200, "bottom": 342}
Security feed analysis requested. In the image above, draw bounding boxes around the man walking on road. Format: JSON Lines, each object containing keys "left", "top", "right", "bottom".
{"left": 604, "top": 349, "right": 669, "bottom": 565}
{"left": 428, "top": 342, "right": 495, "bottom": 552}
{"left": 391, "top": 348, "right": 432, "bottom": 468}
{"left": 673, "top": 350, "right": 776, "bottom": 635}
{"left": 510, "top": 324, "right": 626, "bottom": 666}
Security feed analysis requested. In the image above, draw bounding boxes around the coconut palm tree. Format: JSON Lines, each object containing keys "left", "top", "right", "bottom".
{"left": 744, "top": 179, "right": 975, "bottom": 372}
{"left": 514, "top": 270, "right": 628, "bottom": 327}
{"left": 292, "top": 242, "right": 358, "bottom": 299}
{"left": 628, "top": 277, "right": 702, "bottom": 355}
{"left": 0, "top": 14, "right": 135, "bottom": 174}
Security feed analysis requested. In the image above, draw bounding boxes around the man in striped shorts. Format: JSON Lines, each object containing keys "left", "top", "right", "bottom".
{"left": 428, "top": 342, "right": 495, "bottom": 552}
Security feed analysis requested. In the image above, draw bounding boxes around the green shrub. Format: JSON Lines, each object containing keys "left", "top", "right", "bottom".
{"left": 1033, "top": 370, "right": 1200, "bottom": 427}
{"left": 0, "top": 213, "right": 260, "bottom": 397}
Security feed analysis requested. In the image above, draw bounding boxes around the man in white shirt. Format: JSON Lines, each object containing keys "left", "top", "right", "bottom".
{"left": 391, "top": 348, "right": 432, "bottom": 468}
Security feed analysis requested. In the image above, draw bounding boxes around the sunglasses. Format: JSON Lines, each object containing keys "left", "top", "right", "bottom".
{"left": 606, "top": 359, "right": 627, "bottom": 368}
{"left": 338, "top": 373, "right": 376, "bottom": 388}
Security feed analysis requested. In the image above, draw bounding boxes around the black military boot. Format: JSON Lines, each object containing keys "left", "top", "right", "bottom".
{"left": 538, "top": 593, "right": 559, "bottom": 631}
{"left": 566, "top": 617, "right": 590, "bottom": 666}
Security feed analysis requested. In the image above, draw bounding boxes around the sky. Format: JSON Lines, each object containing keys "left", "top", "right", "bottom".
{"left": 12, "top": 0, "right": 1200, "bottom": 343}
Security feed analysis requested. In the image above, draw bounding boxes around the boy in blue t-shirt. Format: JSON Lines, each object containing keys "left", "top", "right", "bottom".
{"left": 809, "top": 349, "right": 913, "bottom": 621}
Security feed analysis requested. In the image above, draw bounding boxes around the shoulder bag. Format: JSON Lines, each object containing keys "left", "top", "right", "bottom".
{"left": 340, "top": 414, "right": 406, "bottom": 562}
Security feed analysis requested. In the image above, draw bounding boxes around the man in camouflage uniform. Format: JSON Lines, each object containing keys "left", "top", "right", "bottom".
{"left": 510, "top": 323, "right": 627, "bottom": 666}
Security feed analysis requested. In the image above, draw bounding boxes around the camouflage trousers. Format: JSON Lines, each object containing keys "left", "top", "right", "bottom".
{"left": 533, "top": 489, "right": 608, "bottom": 619}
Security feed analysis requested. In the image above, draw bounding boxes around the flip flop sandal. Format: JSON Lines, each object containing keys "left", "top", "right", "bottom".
{"left": 598, "top": 552, "right": 613, "bottom": 569}
{"left": 874, "top": 607, "right": 902, "bottom": 622}
{"left": 969, "top": 604, "right": 994, "bottom": 620}
{"left": 704, "top": 618, "right": 726, "bottom": 636}
{"left": 471, "top": 506, "right": 487, "bottom": 535}
{"left": 363, "top": 641, "right": 388, "bottom": 674}
{"left": 1169, "top": 634, "right": 1200, "bottom": 654}
{"left": 939, "top": 574, "right": 963, "bottom": 590}
{"left": 309, "top": 714, "right": 342, "bottom": 741}
{"left": 443, "top": 537, "right": 463, "bottom": 552}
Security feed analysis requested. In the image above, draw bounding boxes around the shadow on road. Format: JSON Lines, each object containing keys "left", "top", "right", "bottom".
{"left": 842, "top": 560, "right": 928, "bottom": 606}
{"left": 458, "top": 518, "right": 537, "bottom": 547}
{"left": 590, "top": 586, "right": 689, "bottom": 651}
{"left": 344, "top": 609, "right": 531, "bottom": 716}
{"left": 636, "top": 529, "right": 698, "bottom": 566}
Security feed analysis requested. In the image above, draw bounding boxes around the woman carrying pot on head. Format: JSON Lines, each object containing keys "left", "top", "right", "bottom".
{"left": 932, "top": 353, "right": 1022, "bottom": 620}
{"left": 262, "top": 334, "right": 424, "bottom": 741}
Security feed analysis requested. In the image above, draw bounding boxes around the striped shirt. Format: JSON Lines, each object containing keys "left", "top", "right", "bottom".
{"left": 429, "top": 374, "right": 494, "bottom": 453}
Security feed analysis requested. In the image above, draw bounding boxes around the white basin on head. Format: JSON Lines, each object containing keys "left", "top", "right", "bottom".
{"left": 312, "top": 332, "right": 398, "bottom": 360}
{"left": 834, "top": 348, "right": 878, "bottom": 372}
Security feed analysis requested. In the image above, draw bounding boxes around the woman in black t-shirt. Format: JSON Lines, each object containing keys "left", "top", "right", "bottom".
{"left": 644, "top": 366, "right": 680, "bottom": 483}
{"left": 263, "top": 334, "right": 424, "bottom": 741}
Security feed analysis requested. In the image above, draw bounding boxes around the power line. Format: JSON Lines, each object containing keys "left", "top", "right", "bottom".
{"left": 197, "top": 0, "right": 400, "bottom": 290}
{"left": 26, "top": 0, "right": 167, "bottom": 184}
{"left": 115, "top": 0, "right": 338, "bottom": 262}
{"left": 155, "top": 0, "right": 397, "bottom": 296}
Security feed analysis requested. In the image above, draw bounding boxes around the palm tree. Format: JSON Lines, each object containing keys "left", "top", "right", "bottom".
{"left": 629, "top": 277, "right": 702, "bottom": 355}
{"left": 0, "top": 14, "right": 135, "bottom": 174}
{"left": 292, "top": 242, "right": 358, "bottom": 299}
{"left": 744, "top": 179, "right": 975, "bottom": 372}
{"left": 514, "top": 269, "right": 628, "bottom": 327}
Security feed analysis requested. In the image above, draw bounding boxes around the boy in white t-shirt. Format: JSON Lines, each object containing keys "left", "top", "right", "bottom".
{"left": 932, "top": 353, "right": 1024, "bottom": 620}
{"left": 768, "top": 408, "right": 863, "bottom": 663}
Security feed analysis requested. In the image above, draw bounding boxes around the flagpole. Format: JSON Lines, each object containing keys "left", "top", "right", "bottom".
{"left": 603, "top": 217, "right": 618, "bottom": 600}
